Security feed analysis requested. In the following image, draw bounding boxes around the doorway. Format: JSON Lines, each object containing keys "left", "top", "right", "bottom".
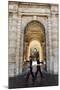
{"left": 23, "top": 20, "right": 46, "bottom": 71}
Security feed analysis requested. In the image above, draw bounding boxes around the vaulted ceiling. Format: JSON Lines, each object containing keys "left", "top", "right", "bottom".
{"left": 24, "top": 21, "right": 45, "bottom": 43}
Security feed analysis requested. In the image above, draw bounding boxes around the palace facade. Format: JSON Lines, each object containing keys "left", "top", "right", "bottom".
{"left": 8, "top": 1, "right": 59, "bottom": 77}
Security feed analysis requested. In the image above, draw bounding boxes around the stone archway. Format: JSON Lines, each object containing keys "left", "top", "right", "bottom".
{"left": 23, "top": 20, "right": 46, "bottom": 63}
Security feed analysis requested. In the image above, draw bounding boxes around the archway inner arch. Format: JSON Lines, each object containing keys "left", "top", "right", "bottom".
{"left": 23, "top": 20, "right": 46, "bottom": 62}
{"left": 28, "top": 40, "right": 43, "bottom": 61}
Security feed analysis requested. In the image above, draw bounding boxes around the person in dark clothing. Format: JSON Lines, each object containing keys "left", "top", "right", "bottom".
{"left": 35, "top": 57, "right": 43, "bottom": 80}
{"left": 26, "top": 56, "right": 35, "bottom": 81}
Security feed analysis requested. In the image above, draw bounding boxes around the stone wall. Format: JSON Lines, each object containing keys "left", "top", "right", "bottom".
{"left": 8, "top": 12, "right": 17, "bottom": 77}
{"left": 8, "top": 1, "right": 59, "bottom": 77}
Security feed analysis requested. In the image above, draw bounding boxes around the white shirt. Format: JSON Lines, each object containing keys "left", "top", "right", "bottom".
{"left": 32, "top": 61, "right": 37, "bottom": 72}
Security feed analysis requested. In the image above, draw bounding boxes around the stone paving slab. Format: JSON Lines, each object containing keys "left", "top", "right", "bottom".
{"left": 8, "top": 72, "right": 58, "bottom": 89}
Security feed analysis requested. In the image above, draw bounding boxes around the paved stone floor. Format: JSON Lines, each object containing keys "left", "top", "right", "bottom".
{"left": 9, "top": 71, "right": 58, "bottom": 89}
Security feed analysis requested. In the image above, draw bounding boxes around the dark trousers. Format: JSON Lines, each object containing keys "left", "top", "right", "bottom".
{"left": 26, "top": 69, "right": 34, "bottom": 81}
{"left": 35, "top": 67, "right": 43, "bottom": 79}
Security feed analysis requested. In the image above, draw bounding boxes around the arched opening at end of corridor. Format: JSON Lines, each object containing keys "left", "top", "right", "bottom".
{"left": 23, "top": 20, "right": 46, "bottom": 70}
{"left": 27, "top": 40, "right": 43, "bottom": 62}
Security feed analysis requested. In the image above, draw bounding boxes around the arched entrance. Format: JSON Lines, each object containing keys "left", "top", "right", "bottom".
{"left": 23, "top": 20, "right": 46, "bottom": 70}
{"left": 28, "top": 40, "right": 43, "bottom": 62}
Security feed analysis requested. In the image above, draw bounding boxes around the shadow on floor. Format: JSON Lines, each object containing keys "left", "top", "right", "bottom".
{"left": 8, "top": 71, "right": 58, "bottom": 89}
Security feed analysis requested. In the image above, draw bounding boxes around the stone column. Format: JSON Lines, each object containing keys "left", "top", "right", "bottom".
{"left": 8, "top": 12, "right": 17, "bottom": 77}
{"left": 20, "top": 19, "right": 24, "bottom": 74}
{"left": 15, "top": 15, "right": 23, "bottom": 75}
{"left": 44, "top": 27, "right": 47, "bottom": 71}
{"left": 51, "top": 13, "right": 59, "bottom": 74}
{"left": 47, "top": 15, "right": 53, "bottom": 73}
